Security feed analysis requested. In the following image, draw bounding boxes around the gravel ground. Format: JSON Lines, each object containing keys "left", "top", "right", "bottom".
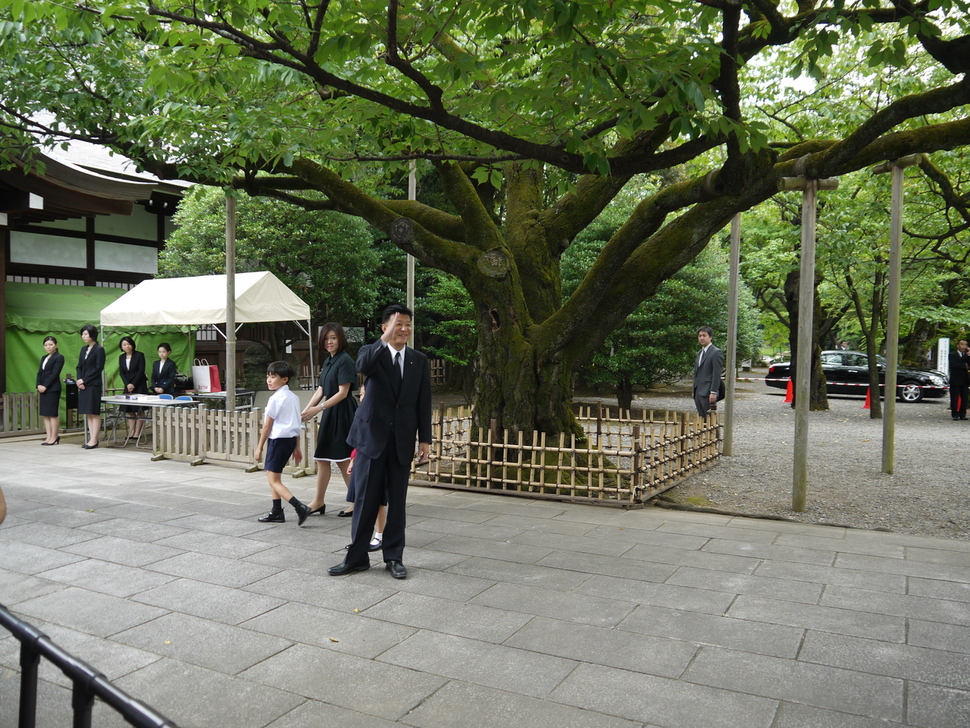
{"left": 582, "top": 371, "right": 970, "bottom": 541}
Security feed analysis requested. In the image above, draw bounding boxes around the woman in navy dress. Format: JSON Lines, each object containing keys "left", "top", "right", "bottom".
{"left": 37, "top": 335, "right": 64, "bottom": 445}
{"left": 301, "top": 323, "right": 357, "bottom": 515}
{"left": 118, "top": 336, "right": 149, "bottom": 441}
{"left": 76, "top": 324, "right": 105, "bottom": 449}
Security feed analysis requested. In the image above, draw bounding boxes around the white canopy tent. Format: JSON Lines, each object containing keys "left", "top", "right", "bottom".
{"left": 100, "top": 271, "right": 314, "bottom": 387}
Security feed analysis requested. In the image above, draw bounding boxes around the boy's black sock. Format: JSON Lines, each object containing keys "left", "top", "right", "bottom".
{"left": 287, "top": 496, "right": 303, "bottom": 509}
{"left": 271, "top": 498, "right": 283, "bottom": 512}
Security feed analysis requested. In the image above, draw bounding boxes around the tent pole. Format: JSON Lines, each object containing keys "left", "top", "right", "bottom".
{"left": 226, "top": 193, "right": 237, "bottom": 411}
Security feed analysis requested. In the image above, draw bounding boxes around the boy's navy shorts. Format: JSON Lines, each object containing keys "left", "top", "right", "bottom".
{"left": 265, "top": 436, "right": 298, "bottom": 473}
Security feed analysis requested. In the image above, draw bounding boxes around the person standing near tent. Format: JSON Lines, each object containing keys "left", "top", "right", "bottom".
{"left": 118, "top": 336, "right": 149, "bottom": 441}
{"left": 301, "top": 323, "right": 357, "bottom": 516}
{"left": 76, "top": 324, "right": 105, "bottom": 449}
{"left": 37, "top": 335, "right": 64, "bottom": 445}
{"left": 151, "top": 343, "right": 178, "bottom": 395}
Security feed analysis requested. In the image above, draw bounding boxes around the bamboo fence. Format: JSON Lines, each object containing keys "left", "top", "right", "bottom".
{"left": 411, "top": 403, "right": 722, "bottom": 505}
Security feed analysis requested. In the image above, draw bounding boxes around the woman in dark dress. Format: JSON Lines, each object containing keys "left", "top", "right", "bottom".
{"left": 37, "top": 335, "right": 64, "bottom": 445}
{"left": 76, "top": 324, "right": 105, "bottom": 449}
{"left": 118, "top": 336, "right": 149, "bottom": 441}
{"left": 301, "top": 323, "right": 357, "bottom": 515}
{"left": 151, "top": 343, "right": 178, "bottom": 395}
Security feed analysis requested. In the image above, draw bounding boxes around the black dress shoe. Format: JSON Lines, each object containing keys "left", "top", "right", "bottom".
{"left": 295, "top": 502, "right": 310, "bottom": 527}
{"left": 337, "top": 509, "right": 353, "bottom": 517}
{"left": 385, "top": 560, "right": 407, "bottom": 579}
{"left": 328, "top": 561, "right": 369, "bottom": 576}
{"left": 258, "top": 510, "right": 285, "bottom": 523}
{"left": 307, "top": 505, "right": 326, "bottom": 516}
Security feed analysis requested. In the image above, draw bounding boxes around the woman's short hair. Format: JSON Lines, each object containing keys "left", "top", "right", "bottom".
{"left": 43, "top": 335, "right": 58, "bottom": 346}
{"left": 266, "top": 360, "right": 296, "bottom": 380}
{"left": 119, "top": 336, "right": 137, "bottom": 352}
{"left": 319, "top": 322, "right": 348, "bottom": 353}
{"left": 157, "top": 342, "right": 172, "bottom": 353}
{"left": 80, "top": 324, "right": 98, "bottom": 339}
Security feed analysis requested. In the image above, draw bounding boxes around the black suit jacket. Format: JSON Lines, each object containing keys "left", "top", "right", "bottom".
{"left": 348, "top": 340, "right": 432, "bottom": 465}
{"left": 119, "top": 351, "right": 149, "bottom": 393}
{"left": 36, "top": 352, "right": 65, "bottom": 391}
{"left": 76, "top": 344, "right": 105, "bottom": 388}
{"left": 151, "top": 359, "right": 178, "bottom": 394}
{"left": 949, "top": 350, "right": 970, "bottom": 387}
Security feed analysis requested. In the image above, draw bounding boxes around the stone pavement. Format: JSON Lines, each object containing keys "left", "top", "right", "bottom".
{"left": 1, "top": 433, "right": 969, "bottom": 728}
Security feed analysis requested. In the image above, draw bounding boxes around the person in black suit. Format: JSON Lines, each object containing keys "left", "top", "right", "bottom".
{"left": 151, "top": 342, "right": 178, "bottom": 395}
{"left": 948, "top": 339, "right": 969, "bottom": 420}
{"left": 76, "top": 324, "right": 106, "bottom": 449}
{"left": 118, "top": 336, "right": 149, "bottom": 440}
{"left": 37, "top": 335, "right": 65, "bottom": 445}
{"left": 693, "top": 326, "right": 723, "bottom": 418}
{"left": 329, "top": 304, "right": 432, "bottom": 580}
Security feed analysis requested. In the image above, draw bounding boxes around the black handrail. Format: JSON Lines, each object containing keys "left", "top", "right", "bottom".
{"left": 0, "top": 603, "right": 180, "bottom": 728}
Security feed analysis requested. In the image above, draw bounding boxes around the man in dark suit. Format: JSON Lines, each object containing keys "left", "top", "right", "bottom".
{"left": 329, "top": 304, "right": 432, "bottom": 580}
{"left": 948, "top": 339, "right": 969, "bottom": 420}
{"left": 693, "top": 326, "right": 723, "bottom": 418}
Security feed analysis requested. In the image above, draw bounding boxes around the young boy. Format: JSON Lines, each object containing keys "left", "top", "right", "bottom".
{"left": 255, "top": 361, "right": 310, "bottom": 525}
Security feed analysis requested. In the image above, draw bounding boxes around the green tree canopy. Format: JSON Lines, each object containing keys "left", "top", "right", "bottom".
{"left": 2, "top": 0, "right": 970, "bottom": 435}
{"left": 162, "top": 185, "right": 381, "bottom": 325}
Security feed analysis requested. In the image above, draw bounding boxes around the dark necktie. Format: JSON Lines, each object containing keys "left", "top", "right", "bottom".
{"left": 393, "top": 351, "right": 402, "bottom": 383}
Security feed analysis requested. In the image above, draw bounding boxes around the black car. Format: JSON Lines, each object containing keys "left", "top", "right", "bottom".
{"left": 765, "top": 350, "right": 949, "bottom": 403}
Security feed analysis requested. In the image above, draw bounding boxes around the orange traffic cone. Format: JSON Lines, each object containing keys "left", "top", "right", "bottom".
{"left": 784, "top": 380, "right": 793, "bottom": 403}
{"left": 863, "top": 387, "right": 871, "bottom": 409}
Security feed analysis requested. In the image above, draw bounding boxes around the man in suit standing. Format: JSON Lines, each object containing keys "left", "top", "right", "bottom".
{"left": 693, "top": 326, "right": 723, "bottom": 418}
{"left": 329, "top": 304, "right": 432, "bottom": 580}
{"left": 948, "top": 339, "right": 969, "bottom": 420}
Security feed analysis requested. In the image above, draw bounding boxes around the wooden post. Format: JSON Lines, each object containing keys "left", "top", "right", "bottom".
{"left": 778, "top": 156, "right": 839, "bottom": 512}
{"left": 225, "top": 194, "right": 237, "bottom": 412}
{"left": 723, "top": 213, "right": 741, "bottom": 456}
{"left": 871, "top": 154, "right": 922, "bottom": 474}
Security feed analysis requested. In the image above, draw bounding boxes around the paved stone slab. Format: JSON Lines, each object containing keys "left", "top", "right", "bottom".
{"left": 37, "top": 558, "right": 176, "bottom": 597}
{"left": 403, "top": 679, "right": 641, "bottom": 728}
{"left": 0, "top": 522, "right": 101, "bottom": 549}
{"left": 147, "top": 550, "right": 281, "bottom": 588}
{"left": 62, "top": 535, "right": 186, "bottom": 567}
{"left": 0, "top": 541, "right": 86, "bottom": 576}
{"left": 426, "top": 533, "right": 554, "bottom": 564}
{"left": 469, "top": 582, "right": 635, "bottom": 627}
{"left": 683, "top": 646, "right": 903, "bottom": 722}
{"left": 112, "top": 611, "right": 292, "bottom": 674}
{"left": 243, "top": 569, "right": 397, "bottom": 613}
{"left": 549, "top": 662, "right": 779, "bottom": 728}
{"left": 241, "top": 601, "right": 417, "bottom": 659}
{"left": 361, "top": 591, "right": 530, "bottom": 643}
{"left": 264, "top": 700, "right": 400, "bottom": 728}
{"left": 906, "top": 681, "right": 970, "bottom": 728}
{"left": 78, "top": 517, "right": 190, "bottom": 542}
{"left": 13, "top": 586, "right": 167, "bottom": 638}
{"left": 752, "top": 559, "right": 907, "bottom": 593}
{"left": 666, "top": 565, "right": 824, "bottom": 604}
{"left": 618, "top": 604, "right": 804, "bottom": 659}
{"left": 726, "top": 594, "right": 906, "bottom": 642}
{"left": 504, "top": 615, "right": 698, "bottom": 678}
{"left": 378, "top": 630, "right": 577, "bottom": 698}
{"left": 775, "top": 533, "right": 906, "bottom": 559}
{"left": 908, "top": 618, "right": 970, "bottom": 654}
{"left": 799, "top": 630, "right": 970, "bottom": 690}
{"left": 240, "top": 643, "right": 446, "bottom": 721}
{"left": 133, "top": 578, "right": 285, "bottom": 625}
{"left": 116, "top": 657, "right": 305, "bottom": 728}
{"left": 703, "top": 538, "right": 837, "bottom": 567}
{"left": 445, "top": 556, "right": 592, "bottom": 590}
{"left": 820, "top": 584, "right": 970, "bottom": 625}
{"left": 574, "top": 573, "right": 736, "bottom": 615}
{"left": 771, "top": 701, "right": 911, "bottom": 728}
{"left": 535, "top": 550, "right": 678, "bottom": 583}
{"left": 0, "top": 569, "right": 64, "bottom": 605}
{"left": 622, "top": 543, "right": 762, "bottom": 574}
{"left": 907, "top": 575, "right": 970, "bottom": 602}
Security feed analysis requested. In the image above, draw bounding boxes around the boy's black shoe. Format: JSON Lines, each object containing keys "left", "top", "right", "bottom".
{"left": 295, "top": 502, "right": 310, "bottom": 526}
{"left": 258, "top": 510, "right": 285, "bottom": 523}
